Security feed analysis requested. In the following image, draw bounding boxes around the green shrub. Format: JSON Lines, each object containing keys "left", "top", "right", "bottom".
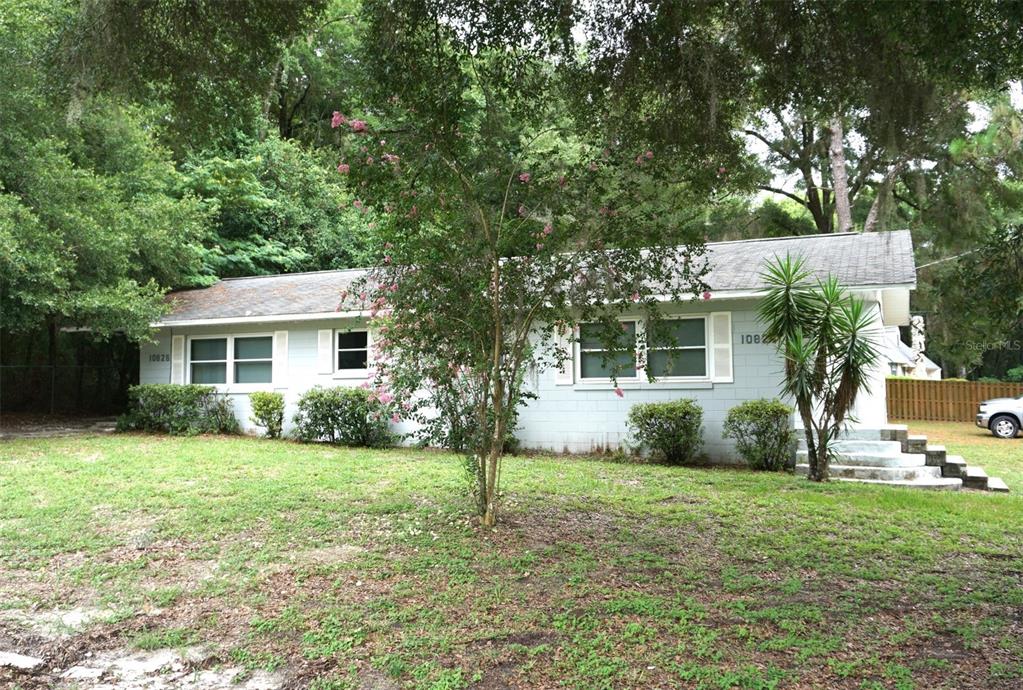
{"left": 627, "top": 399, "right": 703, "bottom": 464}
{"left": 977, "top": 376, "right": 1003, "bottom": 383}
{"left": 722, "top": 399, "right": 794, "bottom": 471}
{"left": 249, "top": 391, "right": 285, "bottom": 439}
{"left": 1005, "top": 366, "right": 1023, "bottom": 382}
{"left": 292, "top": 386, "right": 393, "bottom": 447}
{"left": 117, "top": 384, "right": 239, "bottom": 436}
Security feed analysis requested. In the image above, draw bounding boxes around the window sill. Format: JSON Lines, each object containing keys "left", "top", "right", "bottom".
{"left": 332, "top": 369, "right": 371, "bottom": 380}
{"left": 203, "top": 384, "right": 275, "bottom": 394}
{"left": 573, "top": 379, "right": 714, "bottom": 391}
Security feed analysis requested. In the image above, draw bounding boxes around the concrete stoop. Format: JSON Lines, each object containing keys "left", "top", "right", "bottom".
{"left": 795, "top": 425, "right": 1009, "bottom": 492}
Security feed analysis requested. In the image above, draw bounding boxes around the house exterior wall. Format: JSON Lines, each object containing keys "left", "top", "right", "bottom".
{"left": 138, "top": 295, "right": 890, "bottom": 464}
{"left": 517, "top": 299, "right": 784, "bottom": 462}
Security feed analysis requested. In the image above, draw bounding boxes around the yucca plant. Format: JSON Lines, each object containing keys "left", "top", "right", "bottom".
{"left": 758, "top": 255, "right": 880, "bottom": 481}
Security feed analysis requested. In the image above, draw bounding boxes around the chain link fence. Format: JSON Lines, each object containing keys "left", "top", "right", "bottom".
{"left": 0, "top": 365, "right": 133, "bottom": 416}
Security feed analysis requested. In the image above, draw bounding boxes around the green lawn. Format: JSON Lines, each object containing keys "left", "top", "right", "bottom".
{"left": 1, "top": 432, "right": 1021, "bottom": 689}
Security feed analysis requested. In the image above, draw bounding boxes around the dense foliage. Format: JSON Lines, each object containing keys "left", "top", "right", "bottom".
{"left": 249, "top": 391, "right": 285, "bottom": 439}
{"left": 292, "top": 386, "right": 393, "bottom": 447}
{"left": 117, "top": 384, "right": 239, "bottom": 436}
{"left": 722, "top": 399, "right": 796, "bottom": 471}
{"left": 627, "top": 400, "right": 705, "bottom": 465}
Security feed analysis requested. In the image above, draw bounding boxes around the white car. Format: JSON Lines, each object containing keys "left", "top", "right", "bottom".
{"left": 976, "top": 395, "right": 1023, "bottom": 438}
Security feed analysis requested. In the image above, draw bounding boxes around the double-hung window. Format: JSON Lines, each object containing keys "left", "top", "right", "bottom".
{"left": 190, "top": 338, "right": 228, "bottom": 384}
{"left": 234, "top": 336, "right": 273, "bottom": 383}
{"left": 337, "top": 330, "right": 369, "bottom": 371}
{"left": 646, "top": 317, "right": 707, "bottom": 378}
{"left": 188, "top": 335, "right": 273, "bottom": 385}
{"left": 578, "top": 321, "right": 638, "bottom": 380}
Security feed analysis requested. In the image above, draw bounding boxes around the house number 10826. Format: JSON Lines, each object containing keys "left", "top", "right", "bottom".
{"left": 741, "top": 334, "right": 762, "bottom": 345}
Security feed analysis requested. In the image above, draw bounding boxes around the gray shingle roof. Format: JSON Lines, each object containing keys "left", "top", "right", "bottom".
{"left": 160, "top": 230, "right": 915, "bottom": 324}
{"left": 703, "top": 229, "right": 915, "bottom": 293}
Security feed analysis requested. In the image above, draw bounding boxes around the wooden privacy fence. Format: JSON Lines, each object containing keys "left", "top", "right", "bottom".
{"left": 887, "top": 378, "right": 1023, "bottom": 422}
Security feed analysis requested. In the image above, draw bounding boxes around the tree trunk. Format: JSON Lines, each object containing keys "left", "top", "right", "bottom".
{"left": 798, "top": 405, "right": 825, "bottom": 482}
{"left": 829, "top": 117, "right": 853, "bottom": 233}
{"left": 259, "top": 58, "right": 285, "bottom": 142}
{"left": 47, "top": 317, "right": 58, "bottom": 416}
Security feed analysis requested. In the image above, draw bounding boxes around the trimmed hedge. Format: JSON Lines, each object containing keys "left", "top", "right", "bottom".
{"left": 117, "top": 384, "right": 239, "bottom": 436}
{"left": 627, "top": 399, "right": 703, "bottom": 464}
{"left": 292, "top": 386, "right": 393, "bottom": 447}
{"left": 249, "top": 391, "right": 285, "bottom": 439}
{"left": 722, "top": 399, "right": 794, "bottom": 471}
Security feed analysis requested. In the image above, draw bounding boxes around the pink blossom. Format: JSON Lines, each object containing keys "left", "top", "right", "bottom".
{"left": 702, "top": 291, "right": 712, "bottom": 301}
{"left": 518, "top": 172, "right": 531, "bottom": 183}
{"left": 359, "top": 291, "right": 367, "bottom": 301}
{"left": 337, "top": 162, "right": 350, "bottom": 175}
{"left": 631, "top": 292, "right": 640, "bottom": 302}
{"left": 365, "top": 156, "right": 375, "bottom": 165}
{"left": 378, "top": 392, "right": 394, "bottom": 404}
{"left": 536, "top": 243, "right": 544, "bottom": 250}
{"left": 614, "top": 387, "right": 624, "bottom": 398}
{"left": 635, "top": 155, "right": 645, "bottom": 165}
{"left": 407, "top": 205, "right": 418, "bottom": 218}
{"left": 542, "top": 223, "right": 553, "bottom": 236}
{"left": 383, "top": 255, "right": 392, "bottom": 264}
{"left": 349, "top": 119, "right": 368, "bottom": 133}
{"left": 384, "top": 242, "right": 393, "bottom": 249}
{"left": 353, "top": 199, "right": 364, "bottom": 210}
{"left": 331, "top": 111, "right": 346, "bottom": 128}
{"left": 718, "top": 166, "right": 727, "bottom": 175}
{"left": 518, "top": 204, "right": 527, "bottom": 217}
{"left": 391, "top": 413, "right": 400, "bottom": 424}
{"left": 644, "top": 150, "right": 654, "bottom": 160}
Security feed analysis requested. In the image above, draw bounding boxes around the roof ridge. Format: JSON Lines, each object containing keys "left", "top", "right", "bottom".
{"left": 218, "top": 267, "right": 369, "bottom": 282}
{"left": 706, "top": 229, "right": 908, "bottom": 248}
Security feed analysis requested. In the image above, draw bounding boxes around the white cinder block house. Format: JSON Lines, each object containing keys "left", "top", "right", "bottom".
{"left": 139, "top": 231, "right": 917, "bottom": 463}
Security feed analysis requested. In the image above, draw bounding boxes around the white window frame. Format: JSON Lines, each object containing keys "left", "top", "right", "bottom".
{"left": 233, "top": 335, "right": 275, "bottom": 386}
{"left": 644, "top": 315, "right": 710, "bottom": 382}
{"left": 186, "top": 333, "right": 274, "bottom": 390}
{"left": 575, "top": 319, "right": 641, "bottom": 383}
{"left": 333, "top": 328, "right": 370, "bottom": 379}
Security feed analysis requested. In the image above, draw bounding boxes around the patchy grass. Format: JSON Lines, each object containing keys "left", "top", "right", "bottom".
{"left": 0, "top": 431, "right": 1021, "bottom": 689}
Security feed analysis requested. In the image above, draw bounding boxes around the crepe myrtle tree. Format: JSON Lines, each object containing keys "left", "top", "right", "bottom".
{"left": 329, "top": 123, "right": 717, "bottom": 525}
{"left": 758, "top": 255, "right": 880, "bottom": 482}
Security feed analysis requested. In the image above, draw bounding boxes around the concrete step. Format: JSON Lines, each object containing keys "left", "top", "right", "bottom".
{"left": 942, "top": 455, "right": 967, "bottom": 478}
{"left": 797, "top": 426, "right": 908, "bottom": 442}
{"left": 879, "top": 425, "right": 910, "bottom": 443}
{"left": 904, "top": 434, "right": 928, "bottom": 454}
{"left": 924, "top": 445, "right": 947, "bottom": 467}
{"left": 835, "top": 477, "right": 963, "bottom": 490}
{"left": 963, "top": 466, "right": 989, "bottom": 490}
{"left": 796, "top": 439, "right": 904, "bottom": 455}
{"left": 987, "top": 477, "right": 1010, "bottom": 493}
{"left": 796, "top": 464, "right": 943, "bottom": 482}
{"left": 795, "top": 450, "right": 927, "bottom": 468}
